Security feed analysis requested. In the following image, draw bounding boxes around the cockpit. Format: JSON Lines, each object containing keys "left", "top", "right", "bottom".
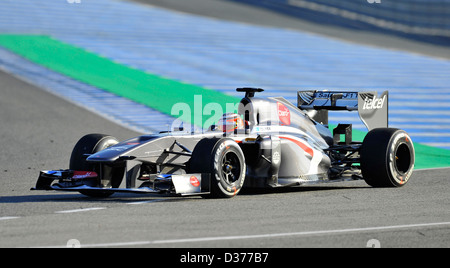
{"left": 208, "top": 113, "right": 248, "bottom": 133}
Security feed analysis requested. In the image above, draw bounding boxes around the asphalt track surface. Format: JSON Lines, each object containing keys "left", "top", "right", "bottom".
{"left": 1, "top": 70, "right": 449, "bottom": 248}
{"left": 0, "top": 0, "right": 449, "bottom": 248}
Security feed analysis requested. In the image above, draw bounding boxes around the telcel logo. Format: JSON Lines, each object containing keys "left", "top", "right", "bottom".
{"left": 363, "top": 95, "right": 386, "bottom": 110}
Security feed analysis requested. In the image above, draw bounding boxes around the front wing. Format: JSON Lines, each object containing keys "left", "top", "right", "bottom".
{"left": 31, "top": 170, "right": 211, "bottom": 196}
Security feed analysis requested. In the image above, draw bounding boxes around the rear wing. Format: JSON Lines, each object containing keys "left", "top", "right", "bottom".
{"left": 297, "top": 90, "right": 388, "bottom": 131}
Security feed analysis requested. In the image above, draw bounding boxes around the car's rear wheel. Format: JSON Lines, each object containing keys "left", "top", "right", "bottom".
{"left": 70, "top": 133, "right": 124, "bottom": 197}
{"left": 360, "top": 128, "right": 415, "bottom": 187}
{"left": 189, "top": 138, "right": 246, "bottom": 198}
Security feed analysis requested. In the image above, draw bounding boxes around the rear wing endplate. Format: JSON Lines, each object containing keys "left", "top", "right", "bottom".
{"left": 297, "top": 90, "right": 388, "bottom": 131}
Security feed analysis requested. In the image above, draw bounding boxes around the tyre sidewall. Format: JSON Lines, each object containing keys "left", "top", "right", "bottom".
{"left": 211, "top": 139, "right": 246, "bottom": 198}
{"left": 387, "top": 131, "right": 415, "bottom": 187}
{"left": 70, "top": 134, "right": 119, "bottom": 171}
{"left": 361, "top": 128, "right": 415, "bottom": 187}
{"left": 69, "top": 134, "right": 120, "bottom": 198}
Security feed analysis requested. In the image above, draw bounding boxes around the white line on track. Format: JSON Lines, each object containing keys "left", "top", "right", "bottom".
{"left": 126, "top": 199, "right": 167, "bottom": 205}
{"left": 54, "top": 207, "right": 106, "bottom": 214}
{"left": 41, "top": 221, "right": 450, "bottom": 248}
{"left": 0, "top": 216, "right": 20, "bottom": 221}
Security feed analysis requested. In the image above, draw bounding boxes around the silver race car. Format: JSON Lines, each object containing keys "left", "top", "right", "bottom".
{"left": 32, "top": 88, "right": 415, "bottom": 198}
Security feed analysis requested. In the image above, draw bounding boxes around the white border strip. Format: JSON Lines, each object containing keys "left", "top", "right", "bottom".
{"left": 39, "top": 221, "right": 450, "bottom": 247}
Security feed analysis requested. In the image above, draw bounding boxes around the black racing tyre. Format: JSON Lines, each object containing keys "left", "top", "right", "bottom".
{"left": 360, "top": 128, "right": 415, "bottom": 187}
{"left": 69, "top": 133, "right": 123, "bottom": 197}
{"left": 189, "top": 138, "right": 246, "bottom": 198}
{"left": 70, "top": 134, "right": 118, "bottom": 170}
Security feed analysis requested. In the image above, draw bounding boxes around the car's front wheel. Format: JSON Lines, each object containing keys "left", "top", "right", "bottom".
{"left": 189, "top": 138, "right": 246, "bottom": 198}
{"left": 69, "top": 133, "right": 124, "bottom": 197}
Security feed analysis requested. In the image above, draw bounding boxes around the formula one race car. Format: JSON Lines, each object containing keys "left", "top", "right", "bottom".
{"left": 32, "top": 88, "right": 415, "bottom": 198}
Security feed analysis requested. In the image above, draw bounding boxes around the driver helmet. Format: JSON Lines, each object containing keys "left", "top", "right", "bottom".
{"left": 217, "top": 113, "right": 244, "bottom": 133}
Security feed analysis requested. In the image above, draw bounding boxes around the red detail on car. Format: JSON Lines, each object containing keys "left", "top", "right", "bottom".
{"left": 126, "top": 142, "right": 140, "bottom": 145}
{"left": 277, "top": 102, "right": 291, "bottom": 126}
{"left": 280, "top": 136, "right": 314, "bottom": 157}
{"left": 190, "top": 176, "right": 200, "bottom": 187}
{"left": 72, "top": 171, "right": 98, "bottom": 179}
